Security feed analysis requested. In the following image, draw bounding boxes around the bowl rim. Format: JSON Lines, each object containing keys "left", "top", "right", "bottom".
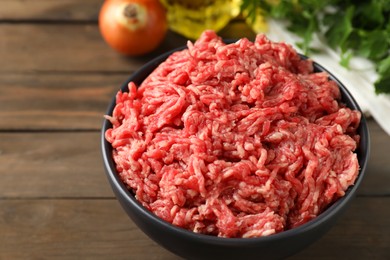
{"left": 101, "top": 43, "right": 370, "bottom": 244}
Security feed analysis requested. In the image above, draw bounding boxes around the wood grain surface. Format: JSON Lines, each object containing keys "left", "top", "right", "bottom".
{"left": 0, "top": 24, "right": 187, "bottom": 73}
{"left": 0, "top": 198, "right": 388, "bottom": 259}
{"left": 0, "top": 0, "right": 100, "bottom": 21}
{"left": 0, "top": 1, "right": 389, "bottom": 259}
{"left": 0, "top": 73, "right": 123, "bottom": 130}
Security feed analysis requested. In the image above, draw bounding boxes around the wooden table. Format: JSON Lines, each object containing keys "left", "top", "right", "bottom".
{"left": 1, "top": 1, "right": 389, "bottom": 259}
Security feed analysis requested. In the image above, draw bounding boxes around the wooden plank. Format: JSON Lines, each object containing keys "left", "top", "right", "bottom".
{"left": 0, "top": 199, "right": 180, "bottom": 259}
{"left": 291, "top": 197, "right": 390, "bottom": 259}
{"left": 0, "top": 122, "right": 388, "bottom": 198}
{"left": 0, "top": 73, "right": 125, "bottom": 130}
{"left": 0, "top": 0, "right": 100, "bottom": 21}
{"left": 360, "top": 120, "right": 390, "bottom": 196}
{"left": 0, "top": 24, "right": 187, "bottom": 73}
{"left": 0, "top": 132, "right": 114, "bottom": 198}
{"left": 0, "top": 197, "right": 388, "bottom": 259}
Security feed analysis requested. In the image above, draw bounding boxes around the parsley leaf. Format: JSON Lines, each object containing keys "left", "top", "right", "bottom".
{"left": 324, "top": 6, "right": 354, "bottom": 51}
{"left": 357, "top": 30, "right": 389, "bottom": 60}
{"left": 375, "top": 56, "right": 390, "bottom": 94}
{"left": 241, "top": 0, "right": 390, "bottom": 94}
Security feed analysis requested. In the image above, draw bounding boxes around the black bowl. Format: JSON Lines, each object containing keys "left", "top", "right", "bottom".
{"left": 101, "top": 46, "right": 370, "bottom": 260}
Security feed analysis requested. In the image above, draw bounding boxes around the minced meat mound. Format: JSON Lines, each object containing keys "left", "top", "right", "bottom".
{"left": 105, "top": 30, "right": 361, "bottom": 238}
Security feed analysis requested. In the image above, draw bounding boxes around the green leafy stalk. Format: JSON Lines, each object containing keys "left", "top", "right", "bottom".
{"left": 241, "top": 0, "right": 390, "bottom": 94}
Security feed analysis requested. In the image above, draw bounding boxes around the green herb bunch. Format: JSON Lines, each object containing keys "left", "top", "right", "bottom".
{"left": 241, "top": 0, "right": 390, "bottom": 94}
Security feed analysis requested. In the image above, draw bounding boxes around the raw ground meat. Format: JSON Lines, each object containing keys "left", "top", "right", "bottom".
{"left": 105, "top": 30, "right": 361, "bottom": 238}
